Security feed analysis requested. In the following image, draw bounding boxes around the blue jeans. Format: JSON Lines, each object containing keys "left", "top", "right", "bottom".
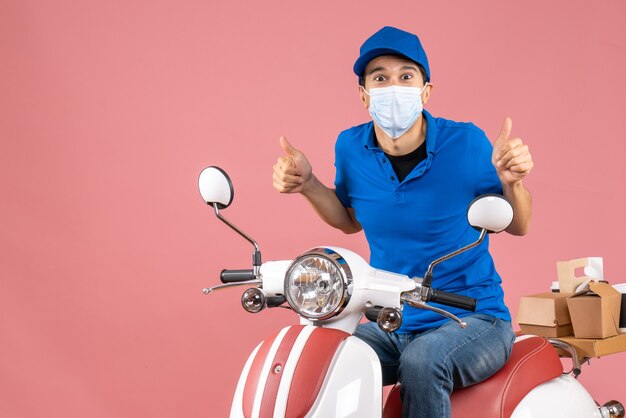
{"left": 354, "top": 314, "right": 515, "bottom": 418}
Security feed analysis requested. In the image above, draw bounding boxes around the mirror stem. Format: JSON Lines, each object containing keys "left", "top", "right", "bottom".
{"left": 422, "top": 229, "right": 487, "bottom": 288}
{"left": 213, "top": 204, "right": 262, "bottom": 275}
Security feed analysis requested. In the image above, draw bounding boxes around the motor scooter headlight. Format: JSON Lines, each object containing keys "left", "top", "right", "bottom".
{"left": 284, "top": 247, "right": 352, "bottom": 321}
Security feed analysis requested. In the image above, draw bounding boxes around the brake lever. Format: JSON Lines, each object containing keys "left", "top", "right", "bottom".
{"left": 203, "top": 279, "right": 262, "bottom": 294}
{"left": 401, "top": 293, "right": 468, "bottom": 328}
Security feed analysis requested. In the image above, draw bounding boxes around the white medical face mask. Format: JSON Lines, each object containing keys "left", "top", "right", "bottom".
{"left": 363, "top": 84, "right": 428, "bottom": 139}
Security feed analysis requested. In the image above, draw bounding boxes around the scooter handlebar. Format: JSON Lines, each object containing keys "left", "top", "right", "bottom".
{"left": 429, "top": 289, "right": 476, "bottom": 312}
{"left": 220, "top": 269, "right": 256, "bottom": 283}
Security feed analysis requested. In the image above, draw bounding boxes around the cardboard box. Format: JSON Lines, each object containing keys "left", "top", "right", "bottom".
{"left": 555, "top": 333, "right": 626, "bottom": 358}
{"left": 517, "top": 292, "right": 574, "bottom": 337}
{"left": 557, "top": 257, "right": 603, "bottom": 293}
{"left": 567, "top": 281, "right": 621, "bottom": 339}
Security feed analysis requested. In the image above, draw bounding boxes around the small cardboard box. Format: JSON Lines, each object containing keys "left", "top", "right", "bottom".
{"left": 567, "top": 281, "right": 621, "bottom": 339}
{"left": 556, "top": 333, "right": 626, "bottom": 358}
{"left": 517, "top": 292, "right": 574, "bottom": 337}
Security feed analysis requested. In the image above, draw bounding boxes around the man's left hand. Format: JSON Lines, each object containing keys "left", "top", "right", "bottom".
{"left": 492, "top": 117, "right": 533, "bottom": 186}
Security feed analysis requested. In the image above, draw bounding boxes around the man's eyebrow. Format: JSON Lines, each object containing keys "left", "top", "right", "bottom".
{"left": 366, "top": 65, "right": 419, "bottom": 76}
{"left": 366, "top": 66, "right": 386, "bottom": 76}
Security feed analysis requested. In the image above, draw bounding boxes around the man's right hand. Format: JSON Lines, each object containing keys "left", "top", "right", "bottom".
{"left": 272, "top": 136, "right": 313, "bottom": 194}
{"left": 272, "top": 136, "right": 361, "bottom": 234}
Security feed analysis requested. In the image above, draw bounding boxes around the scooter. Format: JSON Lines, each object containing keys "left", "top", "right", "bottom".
{"left": 198, "top": 166, "right": 625, "bottom": 418}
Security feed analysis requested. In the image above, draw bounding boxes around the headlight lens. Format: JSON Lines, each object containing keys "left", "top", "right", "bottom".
{"left": 284, "top": 248, "right": 352, "bottom": 320}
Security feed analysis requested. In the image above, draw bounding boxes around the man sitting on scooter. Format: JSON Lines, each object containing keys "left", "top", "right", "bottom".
{"left": 272, "top": 26, "right": 533, "bottom": 418}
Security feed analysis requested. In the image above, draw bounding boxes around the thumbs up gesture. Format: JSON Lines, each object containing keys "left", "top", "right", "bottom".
{"left": 272, "top": 136, "right": 313, "bottom": 194}
{"left": 492, "top": 117, "right": 534, "bottom": 186}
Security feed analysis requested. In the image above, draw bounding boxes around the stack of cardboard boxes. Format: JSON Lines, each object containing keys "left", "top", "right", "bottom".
{"left": 517, "top": 257, "right": 626, "bottom": 358}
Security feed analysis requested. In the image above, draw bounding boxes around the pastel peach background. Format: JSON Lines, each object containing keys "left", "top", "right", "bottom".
{"left": 1, "top": 0, "right": 625, "bottom": 417}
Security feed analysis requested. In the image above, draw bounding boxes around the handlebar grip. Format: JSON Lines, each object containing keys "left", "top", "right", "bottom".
{"left": 220, "top": 269, "right": 255, "bottom": 283}
{"left": 430, "top": 289, "right": 477, "bottom": 312}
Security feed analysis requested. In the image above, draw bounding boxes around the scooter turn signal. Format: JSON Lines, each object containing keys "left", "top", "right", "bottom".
{"left": 241, "top": 288, "right": 266, "bottom": 313}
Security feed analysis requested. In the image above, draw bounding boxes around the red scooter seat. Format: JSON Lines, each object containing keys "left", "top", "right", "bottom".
{"left": 383, "top": 336, "right": 563, "bottom": 418}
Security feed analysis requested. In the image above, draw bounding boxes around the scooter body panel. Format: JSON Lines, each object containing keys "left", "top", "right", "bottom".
{"left": 305, "top": 335, "right": 382, "bottom": 418}
{"left": 229, "top": 326, "right": 381, "bottom": 418}
{"left": 230, "top": 342, "right": 262, "bottom": 418}
{"left": 511, "top": 374, "right": 603, "bottom": 418}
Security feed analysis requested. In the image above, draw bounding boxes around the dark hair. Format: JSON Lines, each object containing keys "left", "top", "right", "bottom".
{"left": 358, "top": 57, "right": 428, "bottom": 87}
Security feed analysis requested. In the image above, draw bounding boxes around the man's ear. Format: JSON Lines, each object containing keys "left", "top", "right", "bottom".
{"left": 422, "top": 83, "right": 434, "bottom": 106}
{"left": 359, "top": 85, "right": 369, "bottom": 109}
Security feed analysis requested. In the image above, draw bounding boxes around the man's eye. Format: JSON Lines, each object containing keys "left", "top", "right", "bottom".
{"left": 374, "top": 75, "right": 385, "bottom": 82}
{"left": 402, "top": 74, "right": 413, "bottom": 80}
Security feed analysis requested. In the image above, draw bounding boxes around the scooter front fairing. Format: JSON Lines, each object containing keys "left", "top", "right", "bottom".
{"left": 230, "top": 325, "right": 382, "bottom": 418}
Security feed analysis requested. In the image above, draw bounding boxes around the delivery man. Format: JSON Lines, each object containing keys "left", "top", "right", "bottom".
{"left": 272, "top": 26, "right": 533, "bottom": 418}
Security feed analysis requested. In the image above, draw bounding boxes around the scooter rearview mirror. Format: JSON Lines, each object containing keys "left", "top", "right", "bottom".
{"left": 198, "top": 166, "right": 262, "bottom": 280}
{"left": 422, "top": 194, "right": 513, "bottom": 289}
{"left": 198, "top": 166, "right": 234, "bottom": 209}
{"left": 467, "top": 194, "right": 513, "bottom": 233}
